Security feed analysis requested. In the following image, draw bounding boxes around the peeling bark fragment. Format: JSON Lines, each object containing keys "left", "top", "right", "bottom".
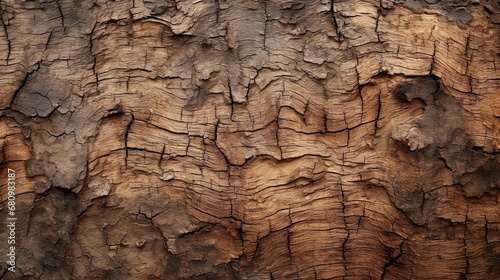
{"left": 396, "top": 0, "right": 475, "bottom": 27}
{"left": 448, "top": 8, "right": 474, "bottom": 26}
{"left": 12, "top": 92, "right": 55, "bottom": 118}
{"left": 396, "top": 77, "right": 438, "bottom": 105}
{"left": 392, "top": 76, "right": 460, "bottom": 152}
{"left": 0, "top": 0, "right": 499, "bottom": 279}
{"left": 18, "top": 189, "right": 78, "bottom": 278}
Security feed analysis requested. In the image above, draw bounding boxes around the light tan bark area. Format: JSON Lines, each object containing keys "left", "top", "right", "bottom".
{"left": 0, "top": 0, "right": 499, "bottom": 279}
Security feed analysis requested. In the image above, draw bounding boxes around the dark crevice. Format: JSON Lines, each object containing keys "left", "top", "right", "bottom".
{"left": 139, "top": 120, "right": 190, "bottom": 136}
{"left": 1, "top": 142, "right": 5, "bottom": 162}
{"left": 89, "top": 22, "right": 99, "bottom": 92}
{"left": 45, "top": 29, "right": 55, "bottom": 51}
{"left": 339, "top": 178, "right": 349, "bottom": 278}
{"left": 214, "top": 0, "right": 220, "bottom": 23}
{"left": 419, "top": 187, "right": 426, "bottom": 217}
{"left": 9, "top": 63, "right": 41, "bottom": 109}
{"left": 429, "top": 41, "right": 437, "bottom": 75}
{"left": 357, "top": 208, "right": 364, "bottom": 232}
{"left": 1, "top": 17, "right": 11, "bottom": 64}
{"left": 275, "top": 125, "right": 283, "bottom": 159}
{"left": 124, "top": 113, "right": 135, "bottom": 169}
{"left": 359, "top": 91, "right": 365, "bottom": 121}
{"left": 330, "top": 0, "right": 341, "bottom": 39}
{"left": 472, "top": 146, "right": 500, "bottom": 155}
{"left": 227, "top": 80, "right": 234, "bottom": 120}
{"left": 214, "top": 118, "right": 232, "bottom": 168}
{"left": 342, "top": 111, "right": 350, "bottom": 146}
{"left": 354, "top": 52, "right": 361, "bottom": 87}
{"left": 9, "top": 73, "right": 30, "bottom": 109}
{"left": 103, "top": 103, "right": 124, "bottom": 119}
{"left": 124, "top": 68, "right": 153, "bottom": 73}
{"left": 464, "top": 32, "right": 472, "bottom": 93}
{"left": 323, "top": 110, "right": 328, "bottom": 133}
{"left": 54, "top": 0, "right": 65, "bottom": 31}
{"left": 286, "top": 227, "right": 293, "bottom": 264}
{"left": 244, "top": 84, "right": 250, "bottom": 103}
{"left": 279, "top": 105, "right": 305, "bottom": 121}
{"left": 374, "top": 93, "right": 382, "bottom": 135}
{"left": 0, "top": 266, "right": 6, "bottom": 278}
{"left": 170, "top": 33, "right": 195, "bottom": 40}
{"left": 176, "top": 225, "right": 211, "bottom": 239}
{"left": 346, "top": 126, "right": 351, "bottom": 147}
{"left": 159, "top": 144, "right": 166, "bottom": 168}
{"left": 235, "top": 224, "right": 244, "bottom": 250}
{"left": 381, "top": 242, "right": 403, "bottom": 279}
{"left": 325, "top": 117, "right": 378, "bottom": 137}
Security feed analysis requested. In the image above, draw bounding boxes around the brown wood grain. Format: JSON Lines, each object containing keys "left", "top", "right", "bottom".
{"left": 0, "top": 0, "right": 499, "bottom": 279}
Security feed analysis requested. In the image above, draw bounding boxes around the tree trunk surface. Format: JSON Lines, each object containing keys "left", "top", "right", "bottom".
{"left": 1, "top": 0, "right": 499, "bottom": 279}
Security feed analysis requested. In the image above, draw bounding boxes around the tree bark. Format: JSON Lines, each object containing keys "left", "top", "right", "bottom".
{"left": 1, "top": 0, "right": 499, "bottom": 279}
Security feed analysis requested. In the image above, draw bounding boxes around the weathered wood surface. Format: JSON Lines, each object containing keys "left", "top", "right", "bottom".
{"left": 0, "top": 0, "right": 499, "bottom": 279}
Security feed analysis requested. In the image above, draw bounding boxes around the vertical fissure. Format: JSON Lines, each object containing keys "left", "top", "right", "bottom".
{"left": 1, "top": 18, "right": 11, "bottom": 64}
{"left": 330, "top": 0, "right": 341, "bottom": 38}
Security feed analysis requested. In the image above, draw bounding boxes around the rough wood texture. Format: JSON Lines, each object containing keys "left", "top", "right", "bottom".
{"left": 1, "top": 0, "right": 499, "bottom": 279}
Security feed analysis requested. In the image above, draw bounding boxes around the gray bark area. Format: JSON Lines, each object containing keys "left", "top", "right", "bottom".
{"left": 0, "top": 0, "right": 499, "bottom": 279}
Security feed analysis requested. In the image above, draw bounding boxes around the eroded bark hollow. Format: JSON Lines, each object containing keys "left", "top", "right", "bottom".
{"left": 0, "top": 0, "right": 499, "bottom": 279}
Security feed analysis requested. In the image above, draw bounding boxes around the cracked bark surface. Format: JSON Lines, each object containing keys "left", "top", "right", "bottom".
{"left": 0, "top": 0, "right": 499, "bottom": 279}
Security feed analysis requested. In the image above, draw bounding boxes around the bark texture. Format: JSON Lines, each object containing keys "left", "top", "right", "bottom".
{"left": 1, "top": 0, "right": 500, "bottom": 279}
